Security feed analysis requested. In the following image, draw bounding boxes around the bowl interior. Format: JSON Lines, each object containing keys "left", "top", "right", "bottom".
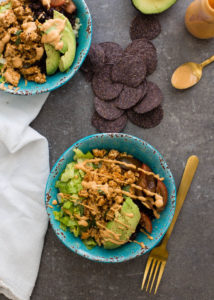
{"left": 46, "top": 134, "right": 176, "bottom": 263}
{"left": 0, "top": 0, "right": 92, "bottom": 95}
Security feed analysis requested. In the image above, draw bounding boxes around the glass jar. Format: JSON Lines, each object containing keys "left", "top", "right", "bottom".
{"left": 185, "top": 0, "right": 214, "bottom": 39}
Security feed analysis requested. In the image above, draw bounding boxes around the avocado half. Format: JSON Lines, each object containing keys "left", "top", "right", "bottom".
{"left": 132, "top": 0, "right": 176, "bottom": 14}
{"left": 103, "top": 197, "right": 141, "bottom": 249}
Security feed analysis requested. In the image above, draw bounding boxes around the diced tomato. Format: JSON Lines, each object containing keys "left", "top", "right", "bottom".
{"left": 156, "top": 180, "right": 168, "bottom": 210}
{"left": 140, "top": 212, "right": 152, "bottom": 233}
{"left": 141, "top": 163, "right": 151, "bottom": 172}
{"left": 137, "top": 163, "right": 156, "bottom": 192}
{"left": 50, "top": 0, "right": 65, "bottom": 8}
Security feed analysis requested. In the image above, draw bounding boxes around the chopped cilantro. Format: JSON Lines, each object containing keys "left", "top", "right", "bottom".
{"left": 15, "top": 37, "right": 21, "bottom": 46}
{"left": 15, "top": 30, "right": 22, "bottom": 36}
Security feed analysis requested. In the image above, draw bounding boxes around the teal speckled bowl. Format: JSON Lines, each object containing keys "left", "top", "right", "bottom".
{"left": 0, "top": 0, "right": 92, "bottom": 95}
{"left": 45, "top": 134, "right": 176, "bottom": 263}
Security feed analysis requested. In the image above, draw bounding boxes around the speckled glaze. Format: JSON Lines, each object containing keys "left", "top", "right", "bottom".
{"left": 45, "top": 133, "right": 176, "bottom": 263}
{"left": 0, "top": 0, "right": 92, "bottom": 95}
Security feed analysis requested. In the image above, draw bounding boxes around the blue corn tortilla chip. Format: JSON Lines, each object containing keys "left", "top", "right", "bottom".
{"left": 92, "top": 111, "right": 128, "bottom": 133}
{"left": 81, "top": 43, "right": 105, "bottom": 74}
{"left": 125, "top": 39, "right": 157, "bottom": 75}
{"left": 92, "top": 65, "right": 123, "bottom": 100}
{"left": 133, "top": 82, "right": 163, "bottom": 114}
{"left": 99, "top": 42, "right": 124, "bottom": 64}
{"left": 111, "top": 55, "right": 147, "bottom": 88}
{"left": 94, "top": 96, "right": 124, "bottom": 120}
{"left": 127, "top": 105, "right": 163, "bottom": 129}
{"left": 130, "top": 14, "right": 161, "bottom": 41}
{"left": 115, "top": 80, "right": 147, "bottom": 110}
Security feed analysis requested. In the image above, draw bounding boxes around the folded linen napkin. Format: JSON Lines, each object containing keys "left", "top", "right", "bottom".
{"left": 0, "top": 92, "right": 50, "bottom": 300}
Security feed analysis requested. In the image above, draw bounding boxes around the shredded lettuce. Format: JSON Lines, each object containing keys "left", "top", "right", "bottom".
{"left": 60, "top": 162, "right": 76, "bottom": 182}
{"left": 63, "top": 200, "right": 73, "bottom": 211}
{"left": 60, "top": 223, "right": 67, "bottom": 231}
{"left": 83, "top": 238, "right": 97, "bottom": 250}
{"left": 73, "top": 149, "right": 93, "bottom": 160}
{"left": 53, "top": 210, "right": 63, "bottom": 221}
{"left": 55, "top": 176, "right": 82, "bottom": 194}
{"left": 0, "top": 2, "right": 11, "bottom": 13}
{"left": 54, "top": 148, "right": 95, "bottom": 247}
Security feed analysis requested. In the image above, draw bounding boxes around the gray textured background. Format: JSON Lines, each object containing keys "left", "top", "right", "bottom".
{"left": 1, "top": 0, "right": 214, "bottom": 299}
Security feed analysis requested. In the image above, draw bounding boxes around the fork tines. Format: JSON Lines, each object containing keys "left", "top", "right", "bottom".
{"left": 141, "top": 257, "right": 166, "bottom": 294}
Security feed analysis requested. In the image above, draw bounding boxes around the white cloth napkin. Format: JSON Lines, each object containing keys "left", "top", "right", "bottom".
{"left": 0, "top": 92, "right": 50, "bottom": 300}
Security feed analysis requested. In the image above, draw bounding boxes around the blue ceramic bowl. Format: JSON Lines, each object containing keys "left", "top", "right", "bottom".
{"left": 45, "top": 134, "right": 176, "bottom": 263}
{"left": 0, "top": 0, "right": 92, "bottom": 95}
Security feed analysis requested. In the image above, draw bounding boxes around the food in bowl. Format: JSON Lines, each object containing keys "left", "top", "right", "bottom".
{"left": 51, "top": 147, "right": 168, "bottom": 250}
{"left": 0, "top": 0, "right": 80, "bottom": 87}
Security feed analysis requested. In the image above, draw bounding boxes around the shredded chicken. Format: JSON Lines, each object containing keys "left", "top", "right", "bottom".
{"left": 0, "top": 0, "right": 46, "bottom": 86}
{"left": 4, "top": 68, "right": 20, "bottom": 86}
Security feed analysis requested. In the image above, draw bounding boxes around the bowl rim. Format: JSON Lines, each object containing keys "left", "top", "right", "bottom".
{"left": 45, "top": 133, "right": 176, "bottom": 263}
{"left": 0, "top": 0, "right": 92, "bottom": 95}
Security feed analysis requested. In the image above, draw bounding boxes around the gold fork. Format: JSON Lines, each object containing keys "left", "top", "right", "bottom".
{"left": 141, "top": 155, "right": 199, "bottom": 294}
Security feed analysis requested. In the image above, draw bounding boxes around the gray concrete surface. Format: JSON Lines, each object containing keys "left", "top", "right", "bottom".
{"left": 1, "top": 0, "right": 214, "bottom": 299}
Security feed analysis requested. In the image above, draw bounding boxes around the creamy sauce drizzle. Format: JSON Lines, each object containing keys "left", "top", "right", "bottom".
{"left": 35, "top": 47, "right": 44, "bottom": 61}
{"left": 0, "top": 33, "right": 10, "bottom": 53}
{"left": 78, "top": 220, "right": 88, "bottom": 227}
{"left": 75, "top": 158, "right": 164, "bottom": 181}
{"left": 58, "top": 193, "right": 97, "bottom": 213}
{"left": 62, "top": 209, "right": 89, "bottom": 226}
{"left": 114, "top": 218, "right": 131, "bottom": 229}
{"left": 140, "top": 229, "right": 153, "bottom": 240}
{"left": 97, "top": 222, "right": 121, "bottom": 240}
{"left": 63, "top": 208, "right": 73, "bottom": 217}
{"left": 130, "top": 240, "right": 145, "bottom": 248}
{"left": 75, "top": 157, "right": 164, "bottom": 216}
{"left": 142, "top": 189, "right": 163, "bottom": 208}
{"left": 138, "top": 168, "right": 164, "bottom": 181}
{"left": 22, "top": 22, "right": 37, "bottom": 35}
{"left": 123, "top": 212, "right": 134, "bottom": 218}
{"left": 41, "top": 19, "right": 66, "bottom": 50}
{"left": 104, "top": 238, "right": 127, "bottom": 245}
{"left": 41, "top": 0, "right": 51, "bottom": 8}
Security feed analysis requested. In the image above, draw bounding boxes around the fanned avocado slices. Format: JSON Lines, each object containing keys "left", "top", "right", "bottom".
{"left": 43, "top": 10, "right": 77, "bottom": 75}
{"left": 54, "top": 10, "right": 76, "bottom": 72}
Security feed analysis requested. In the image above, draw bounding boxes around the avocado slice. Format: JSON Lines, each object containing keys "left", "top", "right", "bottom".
{"left": 103, "top": 197, "right": 141, "bottom": 249}
{"left": 132, "top": 0, "right": 176, "bottom": 14}
{"left": 53, "top": 10, "right": 76, "bottom": 72}
{"left": 53, "top": 10, "right": 70, "bottom": 54}
{"left": 44, "top": 44, "right": 60, "bottom": 75}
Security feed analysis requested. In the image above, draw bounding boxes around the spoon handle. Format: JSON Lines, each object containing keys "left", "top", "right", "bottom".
{"left": 200, "top": 55, "right": 214, "bottom": 68}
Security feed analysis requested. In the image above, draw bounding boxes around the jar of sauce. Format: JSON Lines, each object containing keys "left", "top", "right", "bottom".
{"left": 185, "top": 0, "right": 214, "bottom": 39}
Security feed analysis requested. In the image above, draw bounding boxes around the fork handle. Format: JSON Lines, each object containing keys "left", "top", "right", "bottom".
{"left": 161, "top": 155, "right": 199, "bottom": 247}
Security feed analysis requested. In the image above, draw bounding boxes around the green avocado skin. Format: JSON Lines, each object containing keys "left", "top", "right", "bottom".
{"left": 132, "top": 0, "right": 176, "bottom": 14}
{"left": 44, "top": 44, "right": 60, "bottom": 75}
{"left": 103, "top": 197, "right": 141, "bottom": 249}
{"left": 54, "top": 10, "right": 76, "bottom": 72}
